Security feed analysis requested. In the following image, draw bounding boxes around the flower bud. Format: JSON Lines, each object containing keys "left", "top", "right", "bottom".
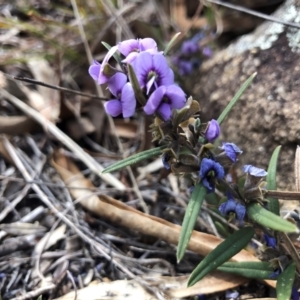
{"left": 205, "top": 119, "right": 220, "bottom": 142}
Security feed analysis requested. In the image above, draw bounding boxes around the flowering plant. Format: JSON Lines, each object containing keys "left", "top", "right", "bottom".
{"left": 89, "top": 35, "right": 300, "bottom": 299}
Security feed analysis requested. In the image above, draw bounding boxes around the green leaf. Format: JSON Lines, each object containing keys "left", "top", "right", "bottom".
{"left": 266, "top": 146, "right": 281, "bottom": 215}
{"left": 247, "top": 203, "right": 298, "bottom": 233}
{"left": 127, "top": 64, "right": 147, "bottom": 106}
{"left": 163, "top": 32, "right": 181, "bottom": 56}
{"left": 217, "top": 73, "right": 257, "bottom": 125}
{"left": 101, "top": 41, "right": 122, "bottom": 66}
{"left": 188, "top": 227, "right": 254, "bottom": 287}
{"left": 276, "top": 262, "right": 296, "bottom": 300}
{"left": 218, "top": 261, "right": 274, "bottom": 279}
{"left": 177, "top": 183, "right": 207, "bottom": 262}
{"left": 102, "top": 146, "right": 165, "bottom": 174}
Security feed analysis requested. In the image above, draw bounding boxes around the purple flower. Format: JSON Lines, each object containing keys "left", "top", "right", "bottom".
{"left": 225, "top": 290, "right": 239, "bottom": 299}
{"left": 162, "top": 153, "right": 171, "bottom": 170}
{"left": 243, "top": 165, "right": 268, "bottom": 177}
{"left": 291, "top": 287, "right": 299, "bottom": 300}
{"left": 219, "top": 195, "right": 246, "bottom": 222}
{"left": 202, "top": 46, "right": 213, "bottom": 57}
{"left": 104, "top": 73, "right": 136, "bottom": 118}
{"left": 181, "top": 40, "right": 199, "bottom": 55}
{"left": 132, "top": 52, "right": 174, "bottom": 94}
{"left": 221, "top": 143, "right": 243, "bottom": 162}
{"left": 205, "top": 119, "right": 220, "bottom": 142}
{"left": 177, "top": 60, "right": 193, "bottom": 75}
{"left": 269, "top": 269, "right": 281, "bottom": 279}
{"left": 263, "top": 234, "right": 276, "bottom": 249}
{"left": 89, "top": 45, "right": 118, "bottom": 84}
{"left": 199, "top": 158, "right": 225, "bottom": 192}
{"left": 118, "top": 38, "right": 158, "bottom": 63}
{"left": 143, "top": 85, "right": 186, "bottom": 120}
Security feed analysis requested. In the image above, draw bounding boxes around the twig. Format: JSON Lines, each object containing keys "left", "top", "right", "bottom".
{"left": 10, "top": 283, "right": 56, "bottom": 300}
{"left": 12, "top": 76, "right": 107, "bottom": 100}
{"left": 278, "top": 232, "right": 300, "bottom": 274}
{"left": 266, "top": 190, "right": 300, "bottom": 200}
{"left": 0, "top": 184, "right": 31, "bottom": 222}
{"left": 0, "top": 89, "right": 126, "bottom": 190}
{"left": 205, "top": 0, "right": 300, "bottom": 30}
{"left": 67, "top": 270, "right": 78, "bottom": 300}
{"left": 0, "top": 175, "right": 128, "bottom": 192}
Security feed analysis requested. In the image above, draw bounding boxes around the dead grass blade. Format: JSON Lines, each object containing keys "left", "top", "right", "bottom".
{"left": 0, "top": 116, "right": 35, "bottom": 135}
{"left": 52, "top": 151, "right": 276, "bottom": 289}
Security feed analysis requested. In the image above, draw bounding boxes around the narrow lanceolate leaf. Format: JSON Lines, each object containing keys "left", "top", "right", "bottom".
{"left": 188, "top": 227, "right": 255, "bottom": 287}
{"left": 163, "top": 32, "right": 181, "bottom": 56}
{"left": 247, "top": 203, "right": 298, "bottom": 233}
{"left": 218, "top": 261, "right": 274, "bottom": 280}
{"left": 276, "top": 262, "right": 296, "bottom": 300}
{"left": 177, "top": 183, "right": 207, "bottom": 262}
{"left": 267, "top": 146, "right": 281, "bottom": 215}
{"left": 217, "top": 73, "right": 257, "bottom": 125}
{"left": 102, "top": 146, "right": 165, "bottom": 174}
{"left": 127, "top": 64, "right": 147, "bottom": 106}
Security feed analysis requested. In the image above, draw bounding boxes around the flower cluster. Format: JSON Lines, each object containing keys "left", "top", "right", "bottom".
{"left": 88, "top": 38, "right": 186, "bottom": 120}
{"left": 172, "top": 32, "right": 213, "bottom": 76}
{"left": 89, "top": 35, "right": 299, "bottom": 295}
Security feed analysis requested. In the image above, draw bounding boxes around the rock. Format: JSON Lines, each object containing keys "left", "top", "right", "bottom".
{"left": 192, "top": 0, "right": 300, "bottom": 190}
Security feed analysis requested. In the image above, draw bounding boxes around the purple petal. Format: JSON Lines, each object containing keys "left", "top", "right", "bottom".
{"left": 144, "top": 86, "right": 166, "bottom": 115}
{"left": 104, "top": 100, "right": 122, "bottom": 117}
{"left": 178, "top": 60, "right": 193, "bottom": 75}
{"left": 158, "top": 103, "right": 171, "bottom": 120}
{"left": 291, "top": 287, "right": 299, "bottom": 300}
{"left": 181, "top": 40, "right": 199, "bottom": 55}
{"left": 165, "top": 85, "right": 186, "bottom": 109}
{"left": 243, "top": 165, "right": 268, "bottom": 177}
{"left": 152, "top": 54, "right": 174, "bottom": 86}
{"left": 235, "top": 203, "right": 246, "bottom": 222}
{"left": 118, "top": 39, "right": 139, "bottom": 56}
{"left": 120, "top": 83, "right": 136, "bottom": 118}
{"left": 133, "top": 52, "right": 153, "bottom": 88}
{"left": 202, "top": 177, "right": 213, "bottom": 192}
{"left": 221, "top": 142, "right": 243, "bottom": 162}
{"left": 202, "top": 46, "right": 213, "bottom": 57}
{"left": 162, "top": 153, "right": 171, "bottom": 170}
{"left": 139, "top": 38, "right": 157, "bottom": 52}
{"left": 214, "top": 161, "right": 225, "bottom": 178}
{"left": 88, "top": 60, "right": 101, "bottom": 81}
{"left": 199, "top": 158, "right": 224, "bottom": 179}
{"left": 97, "top": 73, "right": 110, "bottom": 84}
{"left": 225, "top": 291, "right": 239, "bottom": 299}
{"left": 107, "top": 73, "right": 127, "bottom": 97}
{"left": 263, "top": 234, "right": 277, "bottom": 248}
{"left": 199, "top": 158, "right": 215, "bottom": 178}
{"left": 219, "top": 198, "right": 246, "bottom": 222}
{"left": 122, "top": 52, "right": 139, "bottom": 63}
